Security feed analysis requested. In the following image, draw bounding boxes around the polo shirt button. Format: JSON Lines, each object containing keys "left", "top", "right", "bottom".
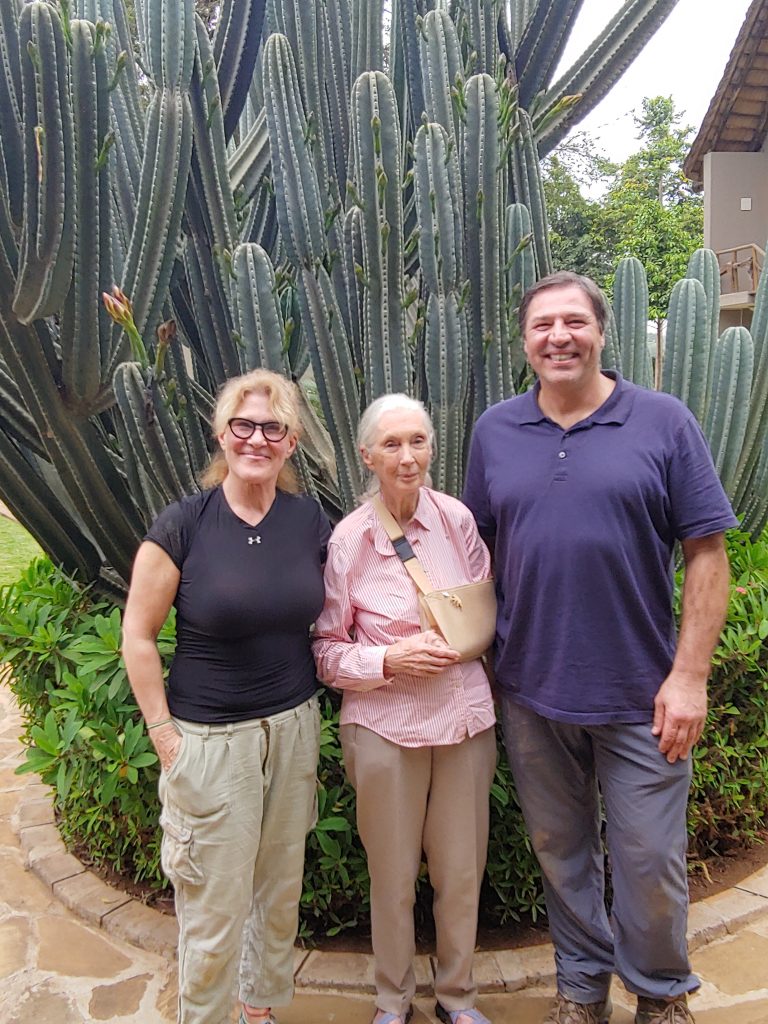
{"left": 558, "top": 450, "right": 567, "bottom": 459}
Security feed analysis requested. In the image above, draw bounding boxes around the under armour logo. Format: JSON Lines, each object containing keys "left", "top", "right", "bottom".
{"left": 248, "top": 536, "right": 262, "bottom": 545}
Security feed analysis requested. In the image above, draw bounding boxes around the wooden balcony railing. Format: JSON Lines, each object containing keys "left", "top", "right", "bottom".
{"left": 716, "top": 243, "right": 764, "bottom": 294}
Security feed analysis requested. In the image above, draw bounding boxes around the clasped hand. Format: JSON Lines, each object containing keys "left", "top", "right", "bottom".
{"left": 384, "top": 630, "right": 461, "bottom": 677}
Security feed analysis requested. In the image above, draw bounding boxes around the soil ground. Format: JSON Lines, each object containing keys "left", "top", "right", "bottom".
{"left": 77, "top": 829, "right": 768, "bottom": 953}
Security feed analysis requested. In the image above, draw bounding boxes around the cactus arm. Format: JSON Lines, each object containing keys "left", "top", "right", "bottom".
{"left": 141, "top": 0, "right": 195, "bottom": 90}
{"left": 465, "top": 0, "right": 501, "bottom": 76}
{"left": 535, "top": 0, "right": 680, "bottom": 156}
{"left": 613, "top": 257, "right": 652, "bottom": 389}
{"left": 341, "top": 205, "right": 365, "bottom": 372}
{"left": 704, "top": 326, "right": 753, "bottom": 497}
{"left": 227, "top": 109, "right": 270, "bottom": 205}
{"left": 113, "top": 361, "right": 198, "bottom": 506}
{"left": 414, "top": 122, "right": 467, "bottom": 492}
{"left": 601, "top": 299, "right": 623, "bottom": 373}
{"left": 0, "top": 137, "right": 19, "bottom": 275}
{"left": 732, "top": 255, "right": 768, "bottom": 508}
{"left": 121, "top": 89, "right": 194, "bottom": 341}
{"left": 242, "top": 182, "right": 278, "bottom": 253}
{"left": 351, "top": 71, "right": 411, "bottom": 399}
{"left": 739, "top": 440, "right": 768, "bottom": 538}
{"left": 60, "top": 20, "right": 114, "bottom": 409}
{"left": 212, "top": 0, "right": 266, "bottom": 141}
{"left": 464, "top": 73, "right": 506, "bottom": 412}
{"left": 0, "top": 289, "right": 143, "bottom": 580}
{"left": 102, "top": 0, "right": 144, "bottom": 148}
{"left": 515, "top": 0, "right": 584, "bottom": 109}
{"left": 189, "top": 16, "right": 238, "bottom": 253}
{"left": 298, "top": 265, "right": 362, "bottom": 513}
{"left": 351, "top": 0, "right": 384, "bottom": 80}
{"left": 0, "top": 429, "right": 102, "bottom": 579}
{"left": 511, "top": 109, "right": 553, "bottom": 277}
{"left": 179, "top": 209, "right": 240, "bottom": 387}
{"left": 393, "top": 0, "right": 427, "bottom": 134}
{"left": 325, "top": 0, "right": 351, "bottom": 193}
{"left": 424, "top": 291, "right": 468, "bottom": 496}
{"left": 262, "top": 33, "right": 326, "bottom": 267}
{"left": 266, "top": 1, "right": 333, "bottom": 198}
{"left": 231, "top": 243, "right": 289, "bottom": 374}
{"left": 505, "top": 202, "right": 536, "bottom": 382}
{"left": 0, "top": 0, "right": 24, "bottom": 230}
{"left": 661, "top": 277, "right": 709, "bottom": 422}
{"left": 163, "top": 339, "right": 210, "bottom": 480}
{"left": 420, "top": 10, "right": 463, "bottom": 144}
{"left": 13, "top": 2, "right": 76, "bottom": 324}
{"left": 414, "top": 123, "right": 464, "bottom": 294}
{"left": 686, "top": 247, "right": 721, "bottom": 415}
{"left": 0, "top": 362, "right": 45, "bottom": 457}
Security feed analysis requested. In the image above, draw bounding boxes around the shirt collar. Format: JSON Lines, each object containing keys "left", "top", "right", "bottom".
{"left": 512, "top": 370, "right": 631, "bottom": 427}
{"left": 369, "top": 488, "right": 432, "bottom": 557}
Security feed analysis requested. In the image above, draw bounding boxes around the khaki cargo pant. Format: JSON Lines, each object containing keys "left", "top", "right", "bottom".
{"left": 158, "top": 695, "right": 320, "bottom": 1024}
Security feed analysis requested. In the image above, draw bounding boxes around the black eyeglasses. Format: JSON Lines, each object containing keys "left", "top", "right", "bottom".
{"left": 227, "top": 418, "right": 289, "bottom": 442}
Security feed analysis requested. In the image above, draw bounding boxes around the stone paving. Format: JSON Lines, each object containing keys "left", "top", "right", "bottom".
{"left": 2, "top": 678, "right": 768, "bottom": 1023}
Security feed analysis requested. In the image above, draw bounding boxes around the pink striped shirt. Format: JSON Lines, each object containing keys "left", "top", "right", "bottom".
{"left": 313, "top": 487, "right": 496, "bottom": 747}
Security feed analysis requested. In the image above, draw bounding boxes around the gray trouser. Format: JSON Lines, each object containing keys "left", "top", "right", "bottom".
{"left": 500, "top": 697, "right": 699, "bottom": 1004}
{"left": 341, "top": 723, "right": 497, "bottom": 1015}
{"left": 158, "top": 696, "right": 320, "bottom": 1024}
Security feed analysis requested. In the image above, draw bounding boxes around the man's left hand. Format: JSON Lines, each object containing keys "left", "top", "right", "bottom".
{"left": 652, "top": 670, "right": 708, "bottom": 764}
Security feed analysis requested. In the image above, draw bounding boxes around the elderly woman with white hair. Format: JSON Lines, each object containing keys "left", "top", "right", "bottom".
{"left": 313, "top": 394, "right": 496, "bottom": 1024}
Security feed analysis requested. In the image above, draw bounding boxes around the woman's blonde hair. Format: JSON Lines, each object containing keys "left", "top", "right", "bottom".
{"left": 201, "top": 369, "right": 303, "bottom": 492}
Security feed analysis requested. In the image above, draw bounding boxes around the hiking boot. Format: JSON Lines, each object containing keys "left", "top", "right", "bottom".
{"left": 634, "top": 995, "right": 695, "bottom": 1023}
{"left": 542, "top": 993, "right": 612, "bottom": 1023}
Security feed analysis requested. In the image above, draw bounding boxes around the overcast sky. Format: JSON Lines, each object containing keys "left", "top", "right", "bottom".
{"left": 556, "top": 0, "right": 753, "bottom": 160}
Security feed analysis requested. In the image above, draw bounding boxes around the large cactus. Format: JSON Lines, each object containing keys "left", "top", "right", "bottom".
{"left": 8, "top": 0, "right": 757, "bottom": 592}
{"left": 612, "top": 252, "right": 768, "bottom": 535}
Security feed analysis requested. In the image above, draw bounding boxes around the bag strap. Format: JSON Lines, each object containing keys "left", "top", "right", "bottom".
{"left": 370, "top": 494, "right": 433, "bottom": 597}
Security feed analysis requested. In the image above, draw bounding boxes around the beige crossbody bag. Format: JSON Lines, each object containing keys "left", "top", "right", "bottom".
{"left": 371, "top": 495, "right": 497, "bottom": 663}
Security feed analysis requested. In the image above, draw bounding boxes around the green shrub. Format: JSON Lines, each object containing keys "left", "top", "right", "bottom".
{"left": 0, "top": 559, "right": 173, "bottom": 885}
{"left": 2, "top": 528, "right": 766, "bottom": 937}
{"left": 688, "top": 528, "right": 768, "bottom": 861}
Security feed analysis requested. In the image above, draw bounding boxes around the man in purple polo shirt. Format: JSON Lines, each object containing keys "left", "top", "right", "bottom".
{"left": 463, "top": 271, "right": 737, "bottom": 1024}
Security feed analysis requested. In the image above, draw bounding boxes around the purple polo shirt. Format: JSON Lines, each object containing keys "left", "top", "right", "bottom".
{"left": 462, "top": 372, "right": 738, "bottom": 724}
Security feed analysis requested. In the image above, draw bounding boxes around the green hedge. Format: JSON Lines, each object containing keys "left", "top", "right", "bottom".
{"left": 1, "top": 528, "right": 766, "bottom": 938}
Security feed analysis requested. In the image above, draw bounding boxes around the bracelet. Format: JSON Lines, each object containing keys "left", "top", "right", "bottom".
{"left": 146, "top": 718, "right": 173, "bottom": 731}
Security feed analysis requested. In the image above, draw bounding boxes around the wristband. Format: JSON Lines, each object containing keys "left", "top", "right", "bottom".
{"left": 146, "top": 718, "right": 173, "bottom": 731}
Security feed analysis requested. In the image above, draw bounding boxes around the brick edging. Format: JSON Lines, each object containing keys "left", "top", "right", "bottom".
{"left": 13, "top": 787, "right": 768, "bottom": 994}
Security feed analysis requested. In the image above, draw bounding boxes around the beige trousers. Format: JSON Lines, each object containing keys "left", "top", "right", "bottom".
{"left": 341, "top": 723, "right": 497, "bottom": 1015}
{"left": 158, "top": 696, "right": 320, "bottom": 1024}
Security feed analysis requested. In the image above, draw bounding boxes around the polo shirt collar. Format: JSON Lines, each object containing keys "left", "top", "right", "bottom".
{"left": 514, "top": 370, "right": 631, "bottom": 427}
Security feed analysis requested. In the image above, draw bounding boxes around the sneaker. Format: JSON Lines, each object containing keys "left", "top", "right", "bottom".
{"left": 634, "top": 995, "right": 695, "bottom": 1023}
{"left": 542, "top": 993, "right": 613, "bottom": 1023}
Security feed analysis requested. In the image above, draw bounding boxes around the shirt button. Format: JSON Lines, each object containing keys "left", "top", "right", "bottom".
{"left": 558, "top": 450, "right": 567, "bottom": 459}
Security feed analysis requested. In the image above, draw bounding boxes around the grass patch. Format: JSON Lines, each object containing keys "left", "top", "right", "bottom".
{"left": 0, "top": 516, "right": 43, "bottom": 588}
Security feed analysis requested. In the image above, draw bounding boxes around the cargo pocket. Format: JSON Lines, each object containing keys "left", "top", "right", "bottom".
{"left": 160, "top": 810, "right": 204, "bottom": 887}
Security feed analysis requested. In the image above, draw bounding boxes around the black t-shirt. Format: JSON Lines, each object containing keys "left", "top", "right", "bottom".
{"left": 145, "top": 487, "right": 332, "bottom": 723}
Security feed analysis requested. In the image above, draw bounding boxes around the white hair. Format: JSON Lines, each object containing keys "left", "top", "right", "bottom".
{"left": 356, "top": 393, "right": 435, "bottom": 500}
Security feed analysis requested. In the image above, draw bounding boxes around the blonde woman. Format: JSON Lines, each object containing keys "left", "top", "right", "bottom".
{"left": 123, "top": 369, "right": 330, "bottom": 1024}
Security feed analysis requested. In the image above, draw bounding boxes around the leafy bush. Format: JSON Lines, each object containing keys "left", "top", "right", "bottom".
{"left": 688, "top": 528, "right": 768, "bottom": 861}
{"left": 0, "top": 559, "right": 172, "bottom": 885}
{"left": 2, "top": 529, "right": 766, "bottom": 936}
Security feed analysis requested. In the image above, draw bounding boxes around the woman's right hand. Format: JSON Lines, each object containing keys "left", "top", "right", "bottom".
{"left": 150, "top": 722, "right": 183, "bottom": 774}
{"left": 383, "top": 630, "right": 461, "bottom": 677}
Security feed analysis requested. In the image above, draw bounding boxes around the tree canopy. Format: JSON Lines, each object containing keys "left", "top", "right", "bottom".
{"left": 543, "top": 95, "right": 703, "bottom": 327}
